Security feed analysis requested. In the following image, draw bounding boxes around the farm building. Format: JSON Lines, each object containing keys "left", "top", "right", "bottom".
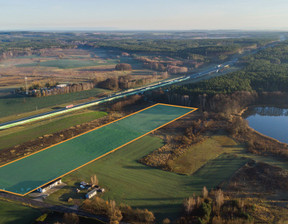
{"left": 86, "top": 188, "right": 97, "bottom": 199}
{"left": 56, "top": 84, "right": 67, "bottom": 88}
{"left": 37, "top": 179, "right": 62, "bottom": 193}
{"left": 98, "top": 188, "right": 105, "bottom": 193}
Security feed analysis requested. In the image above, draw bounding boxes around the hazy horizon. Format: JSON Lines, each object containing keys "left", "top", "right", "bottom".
{"left": 1, "top": 0, "right": 288, "bottom": 31}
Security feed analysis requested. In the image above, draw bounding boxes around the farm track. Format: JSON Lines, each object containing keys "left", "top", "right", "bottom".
{"left": 0, "top": 192, "right": 107, "bottom": 223}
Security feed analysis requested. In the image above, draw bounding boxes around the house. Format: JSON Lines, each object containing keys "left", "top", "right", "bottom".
{"left": 86, "top": 188, "right": 97, "bottom": 199}
{"left": 37, "top": 179, "right": 62, "bottom": 193}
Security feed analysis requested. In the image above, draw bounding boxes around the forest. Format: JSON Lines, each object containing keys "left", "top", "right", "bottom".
{"left": 170, "top": 41, "right": 288, "bottom": 96}
{"left": 89, "top": 38, "right": 271, "bottom": 62}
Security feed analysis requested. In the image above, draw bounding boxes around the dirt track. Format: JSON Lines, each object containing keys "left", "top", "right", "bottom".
{"left": 0, "top": 192, "right": 107, "bottom": 223}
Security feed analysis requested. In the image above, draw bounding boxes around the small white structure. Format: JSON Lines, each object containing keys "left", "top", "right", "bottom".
{"left": 86, "top": 188, "right": 98, "bottom": 199}
{"left": 37, "top": 179, "right": 62, "bottom": 193}
{"left": 98, "top": 188, "right": 105, "bottom": 193}
{"left": 56, "top": 84, "right": 67, "bottom": 88}
{"left": 80, "top": 181, "right": 88, "bottom": 186}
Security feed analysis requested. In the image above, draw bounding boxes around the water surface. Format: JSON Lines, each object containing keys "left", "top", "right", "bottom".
{"left": 246, "top": 107, "right": 288, "bottom": 144}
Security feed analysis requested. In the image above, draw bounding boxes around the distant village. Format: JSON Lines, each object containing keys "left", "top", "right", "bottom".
{"left": 16, "top": 82, "right": 95, "bottom": 97}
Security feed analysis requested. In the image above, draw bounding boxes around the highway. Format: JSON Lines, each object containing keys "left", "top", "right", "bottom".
{"left": 0, "top": 41, "right": 279, "bottom": 130}
{"left": 0, "top": 61, "right": 233, "bottom": 130}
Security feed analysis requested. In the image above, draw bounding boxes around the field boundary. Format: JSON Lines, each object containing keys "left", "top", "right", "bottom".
{"left": 0, "top": 103, "right": 197, "bottom": 196}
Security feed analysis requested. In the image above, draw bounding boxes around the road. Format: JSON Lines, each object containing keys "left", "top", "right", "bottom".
{"left": 0, "top": 41, "right": 279, "bottom": 130}
{"left": 0, "top": 192, "right": 107, "bottom": 223}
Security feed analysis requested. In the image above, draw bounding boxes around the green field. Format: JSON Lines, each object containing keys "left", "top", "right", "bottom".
{"left": 170, "top": 134, "right": 244, "bottom": 175}
{"left": 171, "top": 133, "right": 288, "bottom": 175}
{"left": 0, "top": 104, "right": 195, "bottom": 195}
{"left": 17, "top": 59, "right": 117, "bottom": 69}
{"left": 0, "top": 200, "right": 41, "bottom": 224}
{"left": 0, "top": 110, "right": 107, "bottom": 150}
{"left": 0, "top": 88, "right": 108, "bottom": 119}
{"left": 46, "top": 135, "right": 248, "bottom": 221}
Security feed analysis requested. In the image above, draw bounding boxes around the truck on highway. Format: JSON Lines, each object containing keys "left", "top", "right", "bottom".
{"left": 65, "top": 104, "right": 74, "bottom": 109}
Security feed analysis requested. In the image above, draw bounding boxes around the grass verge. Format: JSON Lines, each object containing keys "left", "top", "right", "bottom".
{"left": 0, "top": 110, "right": 107, "bottom": 150}
{"left": 0, "top": 88, "right": 108, "bottom": 120}
{"left": 0, "top": 199, "right": 41, "bottom": 224}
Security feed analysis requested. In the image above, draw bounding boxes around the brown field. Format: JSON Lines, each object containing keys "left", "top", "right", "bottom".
{"left": 0, "top": 48, "right": 152, "bottom": 88}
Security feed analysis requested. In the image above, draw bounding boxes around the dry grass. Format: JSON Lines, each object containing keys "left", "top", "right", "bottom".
{"left": 169, "top": 134, "right": 244, "bottom": 175}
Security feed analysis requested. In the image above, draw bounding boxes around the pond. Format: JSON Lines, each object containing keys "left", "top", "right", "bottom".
{"left": 245, "top": 107, "right": 288, "bottom": 144}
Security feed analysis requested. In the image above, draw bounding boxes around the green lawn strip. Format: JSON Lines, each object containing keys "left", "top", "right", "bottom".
{"left": 170, "top": 134, "right": 244, "bottom": 175}
{"left": 0, "top": 105, "right": 194, "bottom": 195}
{"left": 0, "top": 111, "right": 107, "bottom": 150}
{"left": 0, "top": 199, "right": 41, "bottom": 224}
{"left": 46, "top": 135, "right": 248, "bottom": 221}
{"left": 0, "top": 88, "right": 107, "bottom": 119}
{"left": 236, "top": 151, "right": 288, "bottom": 170}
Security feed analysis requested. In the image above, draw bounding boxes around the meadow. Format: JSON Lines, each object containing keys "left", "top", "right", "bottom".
{"left": 47, "top": 135, "right": 248, "bottom": 221}
{"left": 170, "top": 134, "right": 244, "bottom": 175}
{"left": 47, "top": 132, "right": 288, "bottom": 221}
{"left": 0, "top": 110, "right": 107, "bottom": 150}
{"left": 0, "top": 200, "right": 41, "bottom": 224}
{"left": 17, "top": 59, "right": 118, "bottom": 69}
{"left": 0, "top": 88, "right": 108, "bottom": 120}
{"left": 0, "top": 104, "right": 194, "bottom": 195}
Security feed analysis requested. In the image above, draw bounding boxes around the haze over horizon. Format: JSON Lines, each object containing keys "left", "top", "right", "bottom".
{"left": 1, "top": 0, "right": 288, "bottom": 31}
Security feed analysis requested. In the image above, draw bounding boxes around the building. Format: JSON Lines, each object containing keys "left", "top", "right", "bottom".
{"left": 85, "top": 188, "right": 98, "bottom": 199}
{"left": 56, "top": 84, "right": 67, "bottom": 88}
{"left": 37, "top": 179, "right": 62, "bottom": 193}
{"left": 98, "top": 188, "right": 105, "bottom": 193}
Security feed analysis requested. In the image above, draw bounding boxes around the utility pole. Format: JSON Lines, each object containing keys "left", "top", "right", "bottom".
{"left": 25, "top": 76, "right": 28, "bottom": 95}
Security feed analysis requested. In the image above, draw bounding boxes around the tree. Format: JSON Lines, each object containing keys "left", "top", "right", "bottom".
{"left": 63, "top": 213, "right": 79, "bottom": 224}
{"left": 162, "top": 218, "right": 171, "bottom": 224}
{"left": 202, "top": 186, "right": 208, "bottom": 199}
{"left": 215, "top": 189, "right": 224, "bottom": 214}
{"left": 107, "top": 200, "right": 122, "bottom": 224}
{"left": 115, "top": 63, "right": 132, "bottom": 71}
{"left": 90, "top": 174, "right": 99, "bottom": 187}
{"left": 184, "top": 197, "right": 196, "bottom": 215}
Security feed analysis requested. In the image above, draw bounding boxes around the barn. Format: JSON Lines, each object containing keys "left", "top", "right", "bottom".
{"left": 86, "top": 188, "right": 97, "bottom": 199}
{"left": 37, "top": 179, "right": 62, "bottom": 193}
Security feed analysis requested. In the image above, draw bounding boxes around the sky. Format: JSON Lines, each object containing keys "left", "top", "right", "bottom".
{"left": 1, "top": 0, "right": 288, "bottom": 31}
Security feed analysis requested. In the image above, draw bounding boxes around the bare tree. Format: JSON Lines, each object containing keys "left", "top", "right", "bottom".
{"left": 63, "top": 213, "right": 79, "bottom": 224}
{"left": 184, "top": 197, "right": 196, "bottom": 215}
{"left": 90, "top": 174, "right": 99, "bottom": 187}
{"left": 215, "top": 189, "right": 224, "bottom": 213}
{"left": 202, "top": 186, "right": 209, "bottom": 199}
{"left": 107, "top": 200, "right": 122, "bottom": 224}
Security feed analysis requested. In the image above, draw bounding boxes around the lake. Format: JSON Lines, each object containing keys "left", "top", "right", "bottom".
{"left": 245, "top": 107, "right": 288, "bottom": 144}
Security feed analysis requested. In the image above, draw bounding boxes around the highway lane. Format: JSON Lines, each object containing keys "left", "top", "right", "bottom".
{"left": 0, "top": 59, "right": 240, "bottom": 130}
{"left": 0, "top": 41, "right": 279, "bottom": 130}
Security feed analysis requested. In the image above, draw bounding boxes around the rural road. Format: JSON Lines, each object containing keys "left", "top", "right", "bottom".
{"left": 0, "top": 192, "right": 107, "bottom": 223}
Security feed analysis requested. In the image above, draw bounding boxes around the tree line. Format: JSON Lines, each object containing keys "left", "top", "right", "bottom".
{"left": 169, "top": 41, "right": 288, "bottom": 97}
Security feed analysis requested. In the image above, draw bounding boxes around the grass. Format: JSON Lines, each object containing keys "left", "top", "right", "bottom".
{"left": 0, "top": 88, "right": 108, "bottom": 119}
{"left": 170, "top": 134, "right": 244, "bottom": 175}
{"left": 0, "top": 104, "right": 194, "bottom": 195}
{"left": 16, "top": 59, "right": 118, "bottom": 69}
{"left": 0, "top": 110, "right": 107, "bottom": 150}
{"left": 0, "top": 199, "right": 41, "bottom": 224}
{"left": 46, "top": 135, "right": 248, "bottom": 221}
